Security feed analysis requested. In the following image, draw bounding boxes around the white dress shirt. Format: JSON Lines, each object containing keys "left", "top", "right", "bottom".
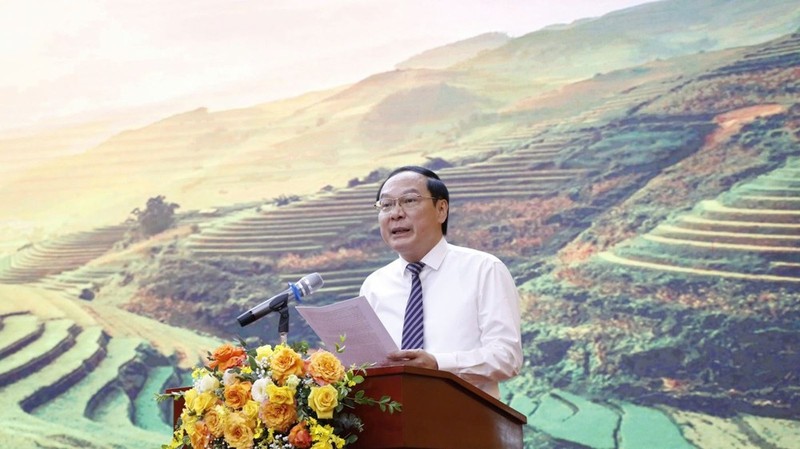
{"left": 360, "top": 237, "right": 523, "bottom": 398}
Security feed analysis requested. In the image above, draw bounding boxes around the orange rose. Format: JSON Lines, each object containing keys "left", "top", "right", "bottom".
{"left": 190, "top": 420, "right": 212, "bottom": 449}
{"left": 260, "top": 401, "right": 297, "bottom": 433}
{"left": 288, "top": 422, "right": 312, "bottom": 448}
{"left": 225, "top": 381, "right": 253, "bottom": 410}
{"left": 208, "top": 343, "right": 247, "bottom": 371}
{"left": 269, "top": 345, "right": 304, "bottom": 385}
{"left": 224, "top": 412, "right": 255, "bottom": 449}
{"left": 204, "top": 405, "right": 225, "bottom": 438}
{"left": 307, "top": 350, "right": 345, "bottom": 385}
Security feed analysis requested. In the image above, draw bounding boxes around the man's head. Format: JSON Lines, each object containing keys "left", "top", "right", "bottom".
{"left": 375, "top": 166, "right": 449, "bottom": 262}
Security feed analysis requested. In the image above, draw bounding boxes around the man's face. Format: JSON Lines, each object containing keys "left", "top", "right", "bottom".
{"left": 378, "top": 171, "right": 448, "bottom": 262}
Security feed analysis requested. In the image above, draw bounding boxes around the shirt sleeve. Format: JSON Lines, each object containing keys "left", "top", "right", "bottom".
{"left": 431, "top": 259, "right": 523, "bottom": 384}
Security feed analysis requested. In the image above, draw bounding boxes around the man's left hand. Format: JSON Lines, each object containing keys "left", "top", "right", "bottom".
{"left": 386, "top": 349, "right": 438, "bottom": 369}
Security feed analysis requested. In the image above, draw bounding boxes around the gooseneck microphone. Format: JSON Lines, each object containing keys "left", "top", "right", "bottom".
{"left": 236, "top": 273, "right": 324, "bottom": 327}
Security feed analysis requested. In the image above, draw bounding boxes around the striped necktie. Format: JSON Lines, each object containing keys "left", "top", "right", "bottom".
{"left": 401, "top": 262, "right": 425, "bottom": 349}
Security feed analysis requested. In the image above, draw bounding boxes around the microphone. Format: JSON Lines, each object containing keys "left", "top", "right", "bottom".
{"left": 236, "top": 273, "right": 324, "bottom": 327}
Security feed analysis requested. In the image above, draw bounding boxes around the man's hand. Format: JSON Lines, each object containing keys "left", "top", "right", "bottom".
{"left": 386, "top": 349, "right": 438, "bottom": 369}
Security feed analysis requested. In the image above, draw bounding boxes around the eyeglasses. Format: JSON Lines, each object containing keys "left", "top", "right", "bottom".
{"left": 374, "top": 194, "right": 438, "bottom": 213}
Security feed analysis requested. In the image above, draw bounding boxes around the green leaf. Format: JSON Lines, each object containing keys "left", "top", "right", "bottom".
{"left": 289, "top": 340, "right": 310, "bottom": 354}
{"left": 154, "top": 392, "right": 183, "bottom": 403}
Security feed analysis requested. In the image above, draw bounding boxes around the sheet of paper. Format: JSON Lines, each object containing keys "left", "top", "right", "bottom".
{"left": 296, "top": 295, "right": 398, "bottom": 367}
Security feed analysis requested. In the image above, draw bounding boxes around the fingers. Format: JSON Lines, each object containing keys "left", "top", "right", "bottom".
{"left": 385, "top": 350, "right": 437, "bottom": 369}
{"left": 387, "top": 349, "right": 419, "bottom": 360}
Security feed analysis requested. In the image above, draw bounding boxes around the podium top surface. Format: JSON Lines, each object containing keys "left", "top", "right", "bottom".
{"left": 364, "top": 365, "right": 527, "bottom": 424}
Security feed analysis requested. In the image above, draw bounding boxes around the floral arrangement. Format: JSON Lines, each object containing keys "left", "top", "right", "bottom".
{"left": 161, "top": 340, "right": 400, "bottom": 449}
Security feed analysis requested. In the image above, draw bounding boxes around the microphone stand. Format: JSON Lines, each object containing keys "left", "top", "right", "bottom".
{"left": 277, "top": 305, "right": 290, "bottom": 345}
{"left": 276, "top": 281, "right": 302, "bottom": 344}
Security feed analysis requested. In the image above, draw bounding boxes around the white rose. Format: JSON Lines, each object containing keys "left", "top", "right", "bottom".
{"left": 285, "top": 374, "right": 301, "bottom": 389}
{"left": 222, "top": 369, "right": 237, "bottom": 386}
{"left": 251, "top": 377, "right": 270, "bottom": 403}
{"left": 195, "top": 373, "right": 220, "bottom": 393}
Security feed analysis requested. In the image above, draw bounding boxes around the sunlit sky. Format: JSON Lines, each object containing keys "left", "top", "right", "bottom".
{"left": 0, "top": 0, "right": 656, "bottom": 132}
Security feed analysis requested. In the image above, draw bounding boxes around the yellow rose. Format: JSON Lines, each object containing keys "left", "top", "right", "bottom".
{"left": 204, "top": 405, "right": 226, "bottom": 438}
{"left": 192, "top": 391, "right": 218, "bottom": 415}
{"left": 183, "top": 388, "right": 198, "bottom": 413}
{"left": 242, "top": 400, "right": 260, "bottom": 428}
{"left": 260, "top": 401, "right": 297, "bottom": 433}
{"left": 270, "top": 345, "right": 304, "bottom": 385}
{"left": 307, "top": 350, "right": 345, "bottom": 385}
{"left": 255, "top": 344, "right": 274, "bottom": 364}
{"left": 224, "top": 412, "right": 255, "bottom": 449}
{"left": 308, "top": 384, "right": 339, "bottom": 419}
{"left": 225, "top": 381, "right": 253, "bottom": 410}
{"left": 266, "top": 383, "right": 295, "bottom": 405}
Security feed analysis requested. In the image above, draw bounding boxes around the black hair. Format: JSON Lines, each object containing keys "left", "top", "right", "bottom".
{"left": 376, "top": 165, "right": 449, "bottom": 235}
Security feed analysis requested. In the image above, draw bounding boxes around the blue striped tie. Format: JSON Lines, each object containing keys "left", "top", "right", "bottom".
{"left": 401, "top": 262, "right": 425, "bottom": 350}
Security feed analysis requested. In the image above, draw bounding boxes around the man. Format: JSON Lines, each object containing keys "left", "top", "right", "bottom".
{"left": 360, "top": 166, "right": 523, "bottom": 398}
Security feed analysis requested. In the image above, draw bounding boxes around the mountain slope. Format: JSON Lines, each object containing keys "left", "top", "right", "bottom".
{"left": 453, "top": 0, "right": 800, "bottom": 101}
{"left": 1, "top": 0, "right": 798, "bottom": 241}
{"left": 395, "top": 32, "right": 511, "bottom": 70}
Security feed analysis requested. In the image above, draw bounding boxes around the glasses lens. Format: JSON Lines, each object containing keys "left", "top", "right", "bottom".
{"left": 376, "top": 195, "right": 433, "bottom": 212}
{"left": 399, "top": 196, "right": 420, "bottom": 208}
{"left": 376, "top": 199, "right": 394, "bottom": 211}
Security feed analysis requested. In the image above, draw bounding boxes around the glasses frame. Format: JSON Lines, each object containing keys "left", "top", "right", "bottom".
{"left": 374, "top": 194, "right": 439, "bottom": 213}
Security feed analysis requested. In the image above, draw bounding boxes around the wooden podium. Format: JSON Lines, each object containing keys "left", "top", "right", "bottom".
{"left": 352, "top": 366, "right": 526, "bottom": 449}
{"left": 168, "top": 366, "right": 526, "bottom": 449}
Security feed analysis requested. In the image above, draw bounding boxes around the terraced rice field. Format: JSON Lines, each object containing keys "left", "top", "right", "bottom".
{"left": 505, "top": 384, "right": 800, "bottom": 449}
{"left": 186, "top": 137, "right": 589, "bottom": 299}
{"left": 0, "top": 284, "right": 220, "bottom": 448}
{"left": 0, "top": 225, "right": 128, "bottom": 285}
{"left": 701, "top": 30, "right": 800, "bottom": 78}
{"left": 600, "top": 158, "right": 800, "bottom": 282}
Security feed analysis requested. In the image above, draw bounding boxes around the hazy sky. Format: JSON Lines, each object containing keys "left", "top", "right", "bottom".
{"left": 0, "top": 0, "right": 656, "bottom": 132}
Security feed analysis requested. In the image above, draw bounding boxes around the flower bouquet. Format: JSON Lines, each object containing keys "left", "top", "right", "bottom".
{"left": 160, "top": 340, "right": 401, "bottom": 449}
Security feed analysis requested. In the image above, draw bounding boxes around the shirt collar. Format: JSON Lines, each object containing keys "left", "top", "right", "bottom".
{"left": 399, "top": 237, "right": 447, "bottom": 271}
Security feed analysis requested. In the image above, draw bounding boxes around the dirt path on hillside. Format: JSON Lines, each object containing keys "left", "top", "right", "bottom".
{"left": 0, "top": 284, "right": 97, "bottom": 324}
{"left": 706, "top": 104, "right": 787, "bottom": 147}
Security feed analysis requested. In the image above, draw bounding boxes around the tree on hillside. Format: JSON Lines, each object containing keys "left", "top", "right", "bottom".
{"left": 129, "top": 195, "right": 180, "bottom": 237}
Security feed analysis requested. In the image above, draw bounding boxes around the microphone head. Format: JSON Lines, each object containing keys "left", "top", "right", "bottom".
{"left": 295, "top": 273, "right": 324, "bottom": 297}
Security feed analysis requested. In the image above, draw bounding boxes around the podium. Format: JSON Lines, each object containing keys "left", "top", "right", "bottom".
{"left": 168, "top": 366, "right": 526, "bottom": 449}
{"left": 352, "top": 366, "right": 526, "bottom": 449}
